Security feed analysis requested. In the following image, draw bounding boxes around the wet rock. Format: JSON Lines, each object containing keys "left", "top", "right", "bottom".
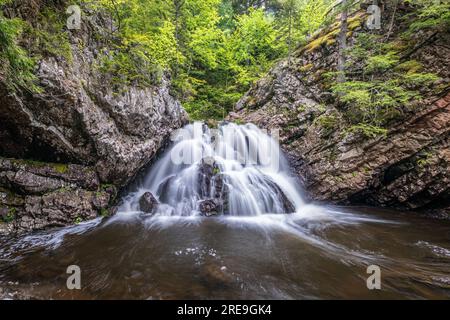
{"left": 198, "top": 199, "right": 220, "bottom": 217}
{"left": 198, "top": 159, "right": 218, "bottom": 198}
{"left": 139, "top": 192, "right": 159, "bottom": 214}
{"left": 264, "top": 179, "right": 296, "bottom": 214}
{"left": 0, "top": 2, "right": 188, "bottom": 234}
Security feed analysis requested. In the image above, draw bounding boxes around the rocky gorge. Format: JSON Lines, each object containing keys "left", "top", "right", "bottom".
{"left": 0, "top": 0, "right": 450, "bottom": 301}
{"left": 230, "top": 1, "right": 450, "bottom": 218}
{"left": 0, "top": 0, "right": 449, "bottom": 236}
{"left": 0, "top": 1, "right": 187, "bottom": 234}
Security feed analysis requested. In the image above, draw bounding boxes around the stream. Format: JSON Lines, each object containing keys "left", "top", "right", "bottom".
{"left": 0, "top": 122, "right": 449, "bottom": 299}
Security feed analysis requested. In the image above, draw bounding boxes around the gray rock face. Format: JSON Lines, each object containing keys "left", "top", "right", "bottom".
{"left": 0, "top": 2, "right": 188, "bottom": 234}
{"left": 139, "top": 192, "right": 159, "bottom": 214}
{"left": 0, "top": 4, "right": 188, "bottom": 187}
{"left": 231, "top": 5, "right": 450, "bottom": 217}
{"left": 0, "top": 157, "right": 115, "bottom": 234}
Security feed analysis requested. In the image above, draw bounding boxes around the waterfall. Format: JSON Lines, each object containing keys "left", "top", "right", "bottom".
{"left": 119, "top": 122, "right": 305, "bottom": 217}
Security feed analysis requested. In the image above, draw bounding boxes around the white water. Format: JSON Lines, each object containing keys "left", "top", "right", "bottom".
{"left": 118, "top": 122, "right": 306, "bottom": 217}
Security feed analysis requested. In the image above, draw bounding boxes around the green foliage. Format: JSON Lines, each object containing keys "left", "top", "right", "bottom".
{"left": 407, "top": 0, "right": 450, "bottom": 33}
{"left": 1, "top": 207, "right": 16, "bottom": 223}
{"left": 87, "top": 0, "right": 332, "bottom": 120}
{"left": 332, "top": 80, "right": 420, "bottom": 127}
{"left": 365, "top": 53, "right": 399, "bottom": 74}
{"left": 100, "top": 208, "right": 109, "bottom": 217}
{"left": 328, "top": 3, "right": 444, "bottom": 141}
{"left": 0, "top": 13, "right": 40, "bottom": 92}
{"left": 313, "top": 113, "right": 339, "bottom": 136}
{"left": 402, "top": 72, "right": 439, "bottom": 86}
{"left": 89, "top": 0, "right": 180, "bottom": 87}
{"left": 26, "top": 7, "right": 73, "bottom": 63}
{"left": 345, "top": 124, "right": 387, "bottom": 139}
{"left": 395, "top": 60, "right": 423, "bottom": 73}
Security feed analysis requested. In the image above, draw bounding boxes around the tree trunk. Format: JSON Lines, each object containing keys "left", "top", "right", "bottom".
{"left": 337, "top": 0, "right": 348, "bottom": 83}
{"left": 173, "top": 0, "right": 185, "bottom": 77}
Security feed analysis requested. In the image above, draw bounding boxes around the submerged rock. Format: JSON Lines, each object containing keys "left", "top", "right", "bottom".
{"left": 139, "top": 192, "right": 159, "bottom": 214}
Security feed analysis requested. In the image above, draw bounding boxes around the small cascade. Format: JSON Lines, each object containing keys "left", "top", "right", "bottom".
{"left": 119, "top": 122, "right": 305, "bottom": 217}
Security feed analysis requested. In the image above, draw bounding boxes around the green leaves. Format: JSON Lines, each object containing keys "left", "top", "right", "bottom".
{"left": 331, "top": 79, "right": 419, "bottom": 128}
{"left": 365, "top": 53, "right": 399, "bottom": 74}
{"left": 0, "top": 13, "right": 40, "bottom": 93}
{"left": 407, "top": 0, "right": 450, "bottom": 33}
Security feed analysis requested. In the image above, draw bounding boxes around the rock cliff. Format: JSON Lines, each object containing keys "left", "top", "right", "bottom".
{"left": 231, "top": 1, "right": 450, "bottom": 217}
{"left": 0, "top": 1, "right": 187, "bottom": 233}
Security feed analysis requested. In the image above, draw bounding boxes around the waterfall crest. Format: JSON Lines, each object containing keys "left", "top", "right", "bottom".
{"left": 119, "top": 122, "right": 305, "bottom": 217}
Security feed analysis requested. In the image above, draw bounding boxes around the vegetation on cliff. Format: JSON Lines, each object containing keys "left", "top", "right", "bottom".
{"left": 1, "top": 0, "right": 336, "bottom": 120}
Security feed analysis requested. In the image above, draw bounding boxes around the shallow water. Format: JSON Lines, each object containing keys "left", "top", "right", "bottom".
{"left": 0, "top": 206, "right": 449, "bottom": 299}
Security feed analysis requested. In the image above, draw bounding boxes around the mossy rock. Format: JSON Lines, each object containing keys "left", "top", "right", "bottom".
{"left": 10, "top": 158, "right": 69, "bottom": 174}
{"left": 299, "top": 63, "right": 314, "bottom": 73}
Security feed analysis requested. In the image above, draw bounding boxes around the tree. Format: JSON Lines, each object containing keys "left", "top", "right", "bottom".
{"left": 337, "top": 0, "right": 348, "bottom": 83}
{"left": 278, "top": 0, "right": 300, "bottom": 66}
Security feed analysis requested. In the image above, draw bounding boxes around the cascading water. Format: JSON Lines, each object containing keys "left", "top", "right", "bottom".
{"left": 1, "top": 121, "right": 450, "bottom": 299}
{"left": 119, "top": 122, "right": 305, "bottom": 217}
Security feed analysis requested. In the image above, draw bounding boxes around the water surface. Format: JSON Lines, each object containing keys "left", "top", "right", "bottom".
{"left": 0, "top": 206, "right": 449, "bottom": 299}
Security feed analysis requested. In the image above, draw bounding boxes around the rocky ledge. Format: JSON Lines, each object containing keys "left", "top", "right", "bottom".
{"left": 0, "top": 157, "right": 116, "bottom": 234}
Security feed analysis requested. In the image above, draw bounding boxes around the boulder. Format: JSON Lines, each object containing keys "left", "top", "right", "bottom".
{"left": 139, "top": 192, "right": 159, "bottom": 214}
{"left": 198, "top": 199, "right": 220, "bottom": 217}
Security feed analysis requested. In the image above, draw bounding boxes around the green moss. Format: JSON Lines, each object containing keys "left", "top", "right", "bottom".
{"left": 326, "top": 38, "right": 336, "bottom": 46}
{"left": 11, "top": 158, "right": 69, "bottom": 174}
{"left": 297, "top": 105, "right": 307, "bottom": 113}
{"left": 417, "top": 151, "right": 433, "bottom": 168}
{"left": 100, "top": 183, "right": 114, "bottom": 191}
{"left": 53, "top": 163, "right": 69, "bottom": 174}
{"left": 347, "top": 18, "right": 362, "bottom": 31}
{"left": 299, "top": 63, "right": 313, "bottom": 72}
{"left": 303, "top": 12, "right": 362, "bottom": 54}
{"left": 395, "top": 60, "right": 423, "bottom": 74}
{"left": 74, "top": 217, "right": 83, "bottom": 224}
{"left": 304, "top": 28, "right": 340, "bottom": 52}
{"left": 54, "top": 186, "right": 72, "bottom": 194}
{"left": 2, "top": 207, "right": 16, "bottom": 223}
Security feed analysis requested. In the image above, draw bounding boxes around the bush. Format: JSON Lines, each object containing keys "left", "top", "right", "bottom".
{"left": 0, "top": 13, "right": 40, "bottom": 92}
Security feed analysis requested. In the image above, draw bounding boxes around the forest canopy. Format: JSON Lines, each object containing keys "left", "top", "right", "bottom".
{"left": 1, "top": 0, "right": 448, "bottom": 121}
{"left": 87, "top": 0, "right": 334, "bottom": 119}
